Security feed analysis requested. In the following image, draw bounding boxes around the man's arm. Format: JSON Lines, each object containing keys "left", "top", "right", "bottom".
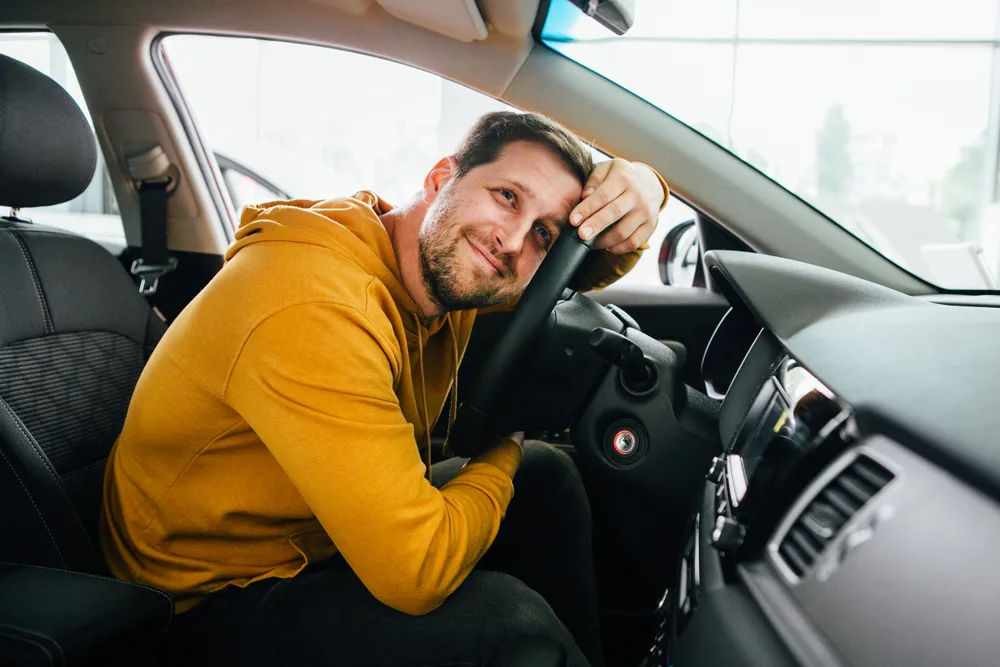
{"left": 225, "top": 301, "right": 520, "bottom": 616}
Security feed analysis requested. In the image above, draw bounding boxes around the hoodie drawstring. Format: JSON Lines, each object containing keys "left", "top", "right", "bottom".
{"left": 414, "top": 315, "right": 432, "bottom": 483}
{"left": 413, "top": 314, "right": 462, "bottom": 483}
{"left": 446, "top": 314, "right": 459, "bottom": 449}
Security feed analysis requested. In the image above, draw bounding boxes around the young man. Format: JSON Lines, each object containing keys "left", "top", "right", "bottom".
{"left": 100, "top": 111, "right": 668, "bottom": 667}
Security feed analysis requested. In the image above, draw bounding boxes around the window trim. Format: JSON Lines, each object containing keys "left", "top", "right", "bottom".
{"left": 215, "top": 153, "right": 292, "bottom": 203}
{"left": 150, "top": 32, "right": 238, "bottom": 240}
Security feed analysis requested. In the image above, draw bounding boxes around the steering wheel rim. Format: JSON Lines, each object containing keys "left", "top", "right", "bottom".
{"left": 448, "top": 231, "right": 595, "bottom": 458}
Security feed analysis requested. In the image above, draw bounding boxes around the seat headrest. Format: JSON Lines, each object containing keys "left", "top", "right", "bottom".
{"left": 0, "top": 52, "right": 97, "bottom": 209}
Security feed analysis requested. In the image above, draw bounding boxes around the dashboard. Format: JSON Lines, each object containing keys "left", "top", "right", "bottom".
{"left": 661, "top": 250, "right": 1000, "bottom": 667}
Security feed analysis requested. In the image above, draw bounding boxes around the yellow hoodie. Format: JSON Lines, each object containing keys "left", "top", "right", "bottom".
{"left": 100, "top": 191, "right": 647, "bottom": 615}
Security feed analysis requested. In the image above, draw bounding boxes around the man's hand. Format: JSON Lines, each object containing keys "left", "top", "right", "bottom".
{"left": 569, "top": 159, "right": 666, "bottom": 254}
{"left": 504, "top": 431, "right": 525, "bottom": 448}
{"left": 449, "top": 431, "right": 523, "bottom": 461}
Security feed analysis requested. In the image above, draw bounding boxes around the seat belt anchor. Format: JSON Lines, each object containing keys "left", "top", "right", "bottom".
{"left": 130, "top": 256, "right": 178, "bottom": 296}
{"left": 127, "top": 146, "right": 178, "bottom": 193}
{"left": 126, "top": 145, "right": 179, "bottom": 297}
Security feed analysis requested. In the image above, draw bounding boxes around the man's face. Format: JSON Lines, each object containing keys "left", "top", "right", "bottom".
{"left": 418, "top": 140, "right": 583, "bottom": 311}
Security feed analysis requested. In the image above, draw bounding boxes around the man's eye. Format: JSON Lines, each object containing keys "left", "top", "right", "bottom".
{"left": 534, "top": 222, "right": 553, "bottom": 248}
{"left": 499, "top": 189, "right": 515, "bottom": 205}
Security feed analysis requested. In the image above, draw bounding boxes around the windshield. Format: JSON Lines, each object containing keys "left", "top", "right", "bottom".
{"left": 542, "top": 0, "right": 1000, "bottom": 290}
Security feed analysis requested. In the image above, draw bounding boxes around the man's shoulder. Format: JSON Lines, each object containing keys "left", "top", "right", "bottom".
{"left": 222, "top": 239, "right": 379, "bottom": 314}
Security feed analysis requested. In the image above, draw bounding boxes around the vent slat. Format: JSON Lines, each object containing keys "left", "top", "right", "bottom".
{"left": 853, "top": 459, "right": 894, "bottom": 488}
{"left": 799, "top": 498, "right": 848, "bottom": 540}
{"left": 788, "top": 526, "right": 820, "bottom": 561}
{"left": 835, "top": 473, "right": 877, "bottom": 504}
{"left": 777, "top": 454, "right": 894, "bottom": 580}
{"left": 822, "top": 486, "right": 861, "bottom": 517}
{"left": 779, "top": 541, "right": 810, "bottom": 576}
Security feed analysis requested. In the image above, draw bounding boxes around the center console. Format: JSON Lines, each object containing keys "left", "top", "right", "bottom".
{"left": 645, "top": 315, "right": 873, "bottom": 666}
{"left": 647, "top": 300, "right": 1000, "bottom": 667}
{"left": 709, "top": 333, "right": 855, "bottom": 564}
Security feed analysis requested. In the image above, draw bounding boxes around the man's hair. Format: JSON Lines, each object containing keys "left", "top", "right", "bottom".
{"left": 453, "top": 111, "right": 593, "bottom": 185}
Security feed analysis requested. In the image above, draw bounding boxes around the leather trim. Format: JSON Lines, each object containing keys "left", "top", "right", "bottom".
{"left": 0, "top": 227, "right": 47, "bottom": 348}
{"left": 22, "top": 227, "right": 152, "bottom": 344}
{"left": 2, "top": 562, "right": 175, "bottom": 634}
{"left": 0, "top": 563, "right": 173, "bottom": 666}
{"left": 0, "top": 396, "right": 95, "bottom": 558}
{"left": 0, "top": 445, "right": 65, "bottom": 569}
{"left": 0, "top": 623, "right": 62, "bottom": 666}
{"left": 0, "top": 394, "right": 96, "bottom": 572}
{"left": 8, "top": 232, "right": 53, "bottom": 335}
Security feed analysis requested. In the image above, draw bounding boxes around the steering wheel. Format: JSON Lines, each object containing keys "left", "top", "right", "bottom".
{"left": 448, "top": 230, "right": 595, "bottom": 458}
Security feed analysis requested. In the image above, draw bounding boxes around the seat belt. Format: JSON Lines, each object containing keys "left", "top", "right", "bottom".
{"left": 126, "top": 146, "right": 178, "bottom": 296}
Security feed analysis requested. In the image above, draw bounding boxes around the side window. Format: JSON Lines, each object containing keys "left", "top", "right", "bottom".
{"left": 0, "top": 32, "right": 127, "bottom": 252}
{"left": 215, "top": 153, "right": 290, "bottom": 211}
{"left": 159, "top": 35, "right": 692, "bottom": 286}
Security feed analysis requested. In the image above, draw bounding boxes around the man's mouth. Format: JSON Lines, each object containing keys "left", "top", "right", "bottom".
{"left": 466, "top": 236, "right": 504, "bottom": 278}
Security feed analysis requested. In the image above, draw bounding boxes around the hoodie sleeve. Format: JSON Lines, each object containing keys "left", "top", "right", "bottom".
{"left": 225, "top": 301, "right": 520, "bottom": 616}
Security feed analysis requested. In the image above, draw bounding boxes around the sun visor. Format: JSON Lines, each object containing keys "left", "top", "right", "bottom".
{"left": 377, "top": 0, "right": 489, "bottom": 42}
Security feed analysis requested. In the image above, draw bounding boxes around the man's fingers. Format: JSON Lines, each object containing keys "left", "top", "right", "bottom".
{"left": 581, "top": 160, "right": 612, "bottom": 199}
{"left": 571, "top": 163, "right": 619, "bottom": 227}
{"left": 576, "top": 191, "right": 636, "bottom": 241}
{"left": 593, "top": 210, "right": 647, "bottom": 250}
{"left": 605, "top": 223, "right": 652, "bottom": 255}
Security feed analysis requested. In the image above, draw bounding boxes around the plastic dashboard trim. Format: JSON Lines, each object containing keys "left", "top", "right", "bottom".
{"left": 702, "top": 249, "right": 1000, "bottom": 500}
{"left": 738, "top": 560, "right": 848, "bottom": 667}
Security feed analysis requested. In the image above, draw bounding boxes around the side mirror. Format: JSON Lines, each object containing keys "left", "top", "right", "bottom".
{"left": 658, "top": 219, "right": 701, "bottom": 286}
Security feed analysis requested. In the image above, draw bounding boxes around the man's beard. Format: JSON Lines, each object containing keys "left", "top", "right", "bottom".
{"left": 418, "top": 189, "right": 521, "bottom": 311}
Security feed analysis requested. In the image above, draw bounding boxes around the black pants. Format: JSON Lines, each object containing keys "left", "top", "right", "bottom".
{"left": 162, "top": 442, "right": 603, "bottom": 667}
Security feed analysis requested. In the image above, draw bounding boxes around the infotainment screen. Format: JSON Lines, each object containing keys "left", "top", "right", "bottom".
{"left": 741, "top": 392, "right": 789, "bottom": 480}
{"left": 731, "top": 360, "right": 847, "bottom": 504}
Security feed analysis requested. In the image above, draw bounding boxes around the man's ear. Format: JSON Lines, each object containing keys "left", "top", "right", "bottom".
{"left": 423, "top": 156, "right": 458, "bottom": 203}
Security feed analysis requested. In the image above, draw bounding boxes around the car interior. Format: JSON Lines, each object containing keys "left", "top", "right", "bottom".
{"left": 1, "top": 0, "right": 1000, "bottom": 666}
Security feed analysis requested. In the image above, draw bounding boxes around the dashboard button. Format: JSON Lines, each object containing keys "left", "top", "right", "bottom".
{"left": 711, "top": 516, "right": 746, "bottom": 552}
{"left": 706, "top": 456, "right": 725, "bottom": 484}
{"left": 613, "top": 429, "right": 637, "bottom": 456}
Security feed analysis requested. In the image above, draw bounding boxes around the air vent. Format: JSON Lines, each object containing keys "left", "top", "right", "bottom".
{"left": 777, "top": 454, "right": 894, "bottom": 578}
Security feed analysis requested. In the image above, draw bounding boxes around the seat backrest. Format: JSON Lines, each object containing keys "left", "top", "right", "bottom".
{"left": 0, "top": 53, "right": 165, "bottom": 574}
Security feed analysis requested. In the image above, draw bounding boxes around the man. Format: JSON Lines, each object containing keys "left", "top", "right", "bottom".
{"left": 100, "top": 111, "right": 668, "bottom": 666}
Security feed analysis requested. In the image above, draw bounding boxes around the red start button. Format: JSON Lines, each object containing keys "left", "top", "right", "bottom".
{"left": 613, "top": 429, "right": 637, "bottom": 456}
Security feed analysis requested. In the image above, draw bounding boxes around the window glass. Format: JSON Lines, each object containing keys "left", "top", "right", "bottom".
{"left": 738, "top": 0, "right": 998, "bottom": 40}
{"left": 0, "top": 32, "right": 126, "bottom": 250}
{"left": 543, "top": 0, "right": 1000, "bottom": 289}
{"left": 160, "top": 35, "right": 691, "bottom": 287}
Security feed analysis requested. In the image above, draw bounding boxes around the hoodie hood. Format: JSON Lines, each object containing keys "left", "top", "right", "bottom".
{"left": 228, "top": 191, "right": 453, "bottom": 340}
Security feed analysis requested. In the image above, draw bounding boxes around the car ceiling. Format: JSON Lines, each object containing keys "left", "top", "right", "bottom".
{"left": 0, "top": 0, "right": 540, "bottom": 95}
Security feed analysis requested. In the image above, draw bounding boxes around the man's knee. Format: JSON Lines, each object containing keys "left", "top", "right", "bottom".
{"left": 521, "top": 441, "right": 580, "bottom": 481}
{"left": 471, "top": 572, "right": 574, "bottom": 640}
{"left": 448, "top": 572, "right": 589, "bottom": 667}
{"left": 519, "top": 442, "right": 588, "bottom": 505}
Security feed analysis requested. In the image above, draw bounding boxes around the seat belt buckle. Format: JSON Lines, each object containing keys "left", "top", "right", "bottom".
{"left": 130, "top": 256, "right": 178, "bottom": 296}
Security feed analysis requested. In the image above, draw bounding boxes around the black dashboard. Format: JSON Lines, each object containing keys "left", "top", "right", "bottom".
{"left": 661, "top": 250, "right": 1000, "bottom": 667}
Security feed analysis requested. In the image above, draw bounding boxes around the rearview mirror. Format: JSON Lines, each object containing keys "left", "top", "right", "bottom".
{"left": 659, "top": 219, "right": 700, "bottom": 286}
{"left": 566, "top": 0, "right": 635, "bottom": 35}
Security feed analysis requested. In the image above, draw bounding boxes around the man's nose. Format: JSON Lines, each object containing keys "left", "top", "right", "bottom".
{"left": 493, "top": 216, "right": 533, "bottom": 256}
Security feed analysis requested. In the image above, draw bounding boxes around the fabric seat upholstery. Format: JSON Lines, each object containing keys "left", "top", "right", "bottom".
{"left": 0, "top": 52, "right": 166, "bottom": 575}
